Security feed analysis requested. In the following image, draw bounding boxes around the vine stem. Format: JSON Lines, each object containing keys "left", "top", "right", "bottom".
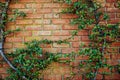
{"left": 0, "top": 0, "right": 27, "bottom": 79}
{"left": 0, "top": 0, "right": 17, "bottom": 71}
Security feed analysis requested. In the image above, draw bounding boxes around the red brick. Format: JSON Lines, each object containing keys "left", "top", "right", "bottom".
{"left": 36, "top": 9, "right": 52, "bottom": 14}
{"left": 68, "top": 36, "right": 79, "bottom": 42}
{"left": 43, "top": 36, "right": 61, "bottom": 41}
{"left": 15, "top": 31, "right": 32, "bottom": 37}
{"left": 112, "top": 74, "right": 120, "bottom": 79}
{"left": 106, "top": 8, "right": 120, "bottom": 13}
{"left": 111, "top": 42, "right": 120, "bottom": 47}
{"left": 34, "top": 0, "right": 52, "bottom": 2}
{"left": 40, "top": 44, "right": 52, "bottom": 48}
{"left": 116, "top": 13, "right": 120, "bottom": 18}
{"left": 107, "top": 13, "right": 116, "bottom": 19}
{"left": 1, "top": 74, "right": 9, "bottom": 79}
{"left": 52, "top": 19, "right": 70, "bottom": 24}
{"left": 26, "top": 4, "right": 39, "bottom": 8}
{"left": 81, "top": 36, "right": 90, "bottom": 41}
{"left": 62, "top": 48, "right": 79, "bottom": 53}
{"left": 62, "top": 25, "right": 78, "bottom": 30}
{"left": 53, "top": 43, "right": 69, "bottom": 48}
{"left": 2, "top": 63, "right": 9, "bottom": 67}
{"left": 73, "top": 75, "right": 82, "bottom": 80}
{"left": 43, "top": 19, "right": 51, "bottom": 24}
{"left": 16, "top": 20, "right": 33, "bottom": 24}
{"left": 33, "top": 31, "right": 51, "bottom": 36}
{"left": 53, "top": 31, "right": 70, "bottom": 36}
{"left": 24, "top": 37, "right": 42, "bottom": 42}
{"left": 19, "top": 0, "right": 34, "bottom": 2}
{"left": 98, "top": 68, "right": 110, "bottom": 73}
{"left": 53, "top": 9, "right": 62, "bottom": 13}
{"left": 34, "top": 20, "right": 42, "bottom": 24}
{"left": 43, "top": 3, "right": 60, "bottom": 8}
{"left": 43, "top": 48, "right": 61, "bottom": 53}
{"left": 96, "top": 74, "right": 103, "bottom": 80}
{"left": 106, "top": 0, "right": 117, "bottom": 3}
{"left": 61, "top": 14, "right": 78, "bottom": 19}
{"left": 78, "top": 30, "right": 89, "bottom": 36}
{"left": 105, "top": 3, "right": 115, "bottom": 8}
{"left": 107, "top": 60, "right": 119, "bottom": 65}
{"left": 25, "top": 14, "right": 42, "bottom": 19}
{"left": 0, "top": 68, "right": 7, "bottom": 74}
{"left": 5, "top": 37, "right": 23, "bottom": 42}
{"left": 72, "top": 42, "right": 80, "bottom": 48}
{"left": 25, "top": 25, "right": 42, "bottom": 31}
{"left": 13, "top": 43, "right": 25, "bottom": 48}
{"left": 19, "top": 9, "right": 34, "bottom": 14}
{"left": 76, "top": 55, "right": 89, "bottom": 60}
{"left": 44, "top": 14, "right": 52, "bottom": 18}
{"left": 107, "top": 48, "right": 118, "bottom": 53}
{"left": 44, "top": 25, "right": 61, "bottom": 30}
{"left": 3, "top": 43, "right": 12, "bottom": 48}
{"left": 10, "top": 4, "right": 25, "bottom": 8}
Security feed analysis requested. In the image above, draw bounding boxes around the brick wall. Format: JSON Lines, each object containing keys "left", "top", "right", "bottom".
{"left": 0, "top": 0, "right": 120, "bottom": 79}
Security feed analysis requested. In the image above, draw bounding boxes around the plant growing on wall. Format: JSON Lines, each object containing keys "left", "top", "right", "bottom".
{"left": 0, "top": 0, "right": 26, "bottom": 71}
{"left": 58, "top": 0, "right": 120, "bottom": 80}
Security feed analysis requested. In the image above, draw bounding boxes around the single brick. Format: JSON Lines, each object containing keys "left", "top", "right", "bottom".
{"left": 52, "top": 19, "right": 70, "bottom": 24}
{"left": 33, "top": 31, "right": 51, "bottom": 36}
{"left": 52, "top": 31, "right": 70, "bottom": 36}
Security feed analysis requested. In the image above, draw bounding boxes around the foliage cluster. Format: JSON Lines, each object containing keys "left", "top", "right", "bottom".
{"left": 58, "top": 0, "right": 120, "bottom": 80}
{"left": 6, "top": 40, "right": 62, "bottom": 80}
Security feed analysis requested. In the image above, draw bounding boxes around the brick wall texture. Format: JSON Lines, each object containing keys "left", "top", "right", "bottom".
{"left": 0, "top": 0, "right": 120, "bottom": 79}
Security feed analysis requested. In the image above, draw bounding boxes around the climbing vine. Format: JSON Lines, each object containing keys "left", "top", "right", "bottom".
{"left": 0, "top": 0, "right": 120, "bottom": 80}
{"left": 58, "top": 0, "right": 120, "bottom": 80}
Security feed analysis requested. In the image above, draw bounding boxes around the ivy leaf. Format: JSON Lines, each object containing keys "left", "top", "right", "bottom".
{"left": 103, "top": 13, "right": 109, "bottom": 20}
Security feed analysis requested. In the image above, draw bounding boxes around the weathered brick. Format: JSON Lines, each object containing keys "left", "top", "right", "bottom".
{"left": 13, "top": 43, "right": 25, "bottom": 48}
{"left": 19, "top": 9, "right": 34, "bottom": 13}
{"left": 34, "top": 0, "right": 52, "bottom": 2}
{"left": 61, "top": 14, "right": 78, "bottom": 19}
{"left": 43, "top": 48, "right": 61, "bottom": 53}
{"left": 53, "top": 31, "right": 70, "bottom": 36}
{"left": 43, "top": 3, "right": 60, "bottom": 8}
{"left": 78, "top": 30, "right": 89, "bottom": 36}
{"left": 44, "top": 25, "right": 61, "bottom": 30}
{"left": 62, "top": 48, "right": 79, "bottom": 53}
{"left": 72, "top": 42, "right": 80, "bottom": 48}
{"left": 0, "top": 68, "right": 7, "bottom": 74}
{"left": 53, "top": 43, "right": 70, "bottom": 48}
{"left": 62, "top": 25, "right": 78, "bottom": 30}
{"left": 25, "top": 25, "right": 42, "bottom": 31}
{"left": 106, "top": 8, "right": 120, "bottom": 13}
{"left": 5, "top": 37, "right": 23, "bottom": 42}
{"left": 33, "top": 31, "right": 51, "bottom": 36}
{"left": 24, "top": 37, "right": 43, "bottom": 42}
{"left": 10, "top": 4, "right": 25, "bottom": 8}
{"left": 34, "top": 20, "right": 42, "bottom": 24}
{"left": 19, "top": 0, "right": 34, "bottom": 2}
{"left": 52, "top": 19, "right": 70, "bottom": 24}
{"left": 3, "top": 43, "right": 12, "bottom": 48}
{"left": 106, "top": 0, "right": 117, "bottom": 3}
{"left": 15, "top": 31, "right": 32, "bottom": 37}
{"left": 43, "top": 19, "right": 51, "bottom": 24}
{"left": 25, "top": 14, "right": 42, "bottom": 19}
{"left": 81, "top": 36, "right": 90, "bottom": 41}
{"left": 16, "top": 20, "right": 33, "bottom": 24}
{"left": 36, "top": 9, "right": 52, "bottom": 14}
{"left": 43, "top": 36, "right": 61, "bottom": 41}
